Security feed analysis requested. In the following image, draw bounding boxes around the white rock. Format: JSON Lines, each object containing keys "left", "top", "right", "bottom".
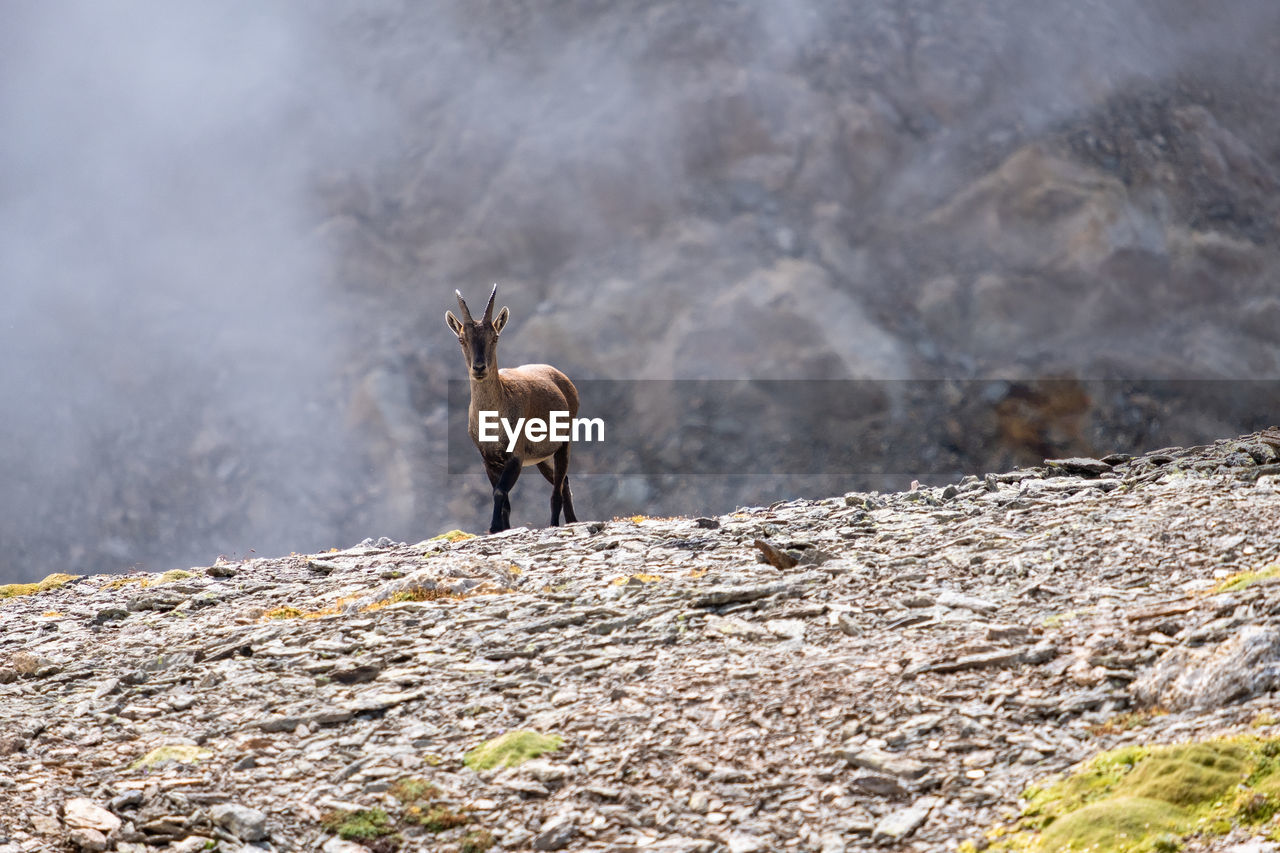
{"left": 63, "top": 798, "right": 121, "bottom": 833}
{"left": 322, "top": 838, "right": 373, "bottom": 853}
{"left": 68, "top": 827, "right": 107, "bottom": 852}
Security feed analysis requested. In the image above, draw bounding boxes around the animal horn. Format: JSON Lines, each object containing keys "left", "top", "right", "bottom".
{"left": 481, "top": 281, "right": 496, "bottom": 322}
{"left": 455, "top": 289, "right": 474, "bottom": 323}
{"left": 482, "top": 283, "right": 498, "bottom": 324}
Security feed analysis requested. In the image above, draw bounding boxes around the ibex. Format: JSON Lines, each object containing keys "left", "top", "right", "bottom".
{"left": 446, "top": 285, "right": 579, "bottom": 533}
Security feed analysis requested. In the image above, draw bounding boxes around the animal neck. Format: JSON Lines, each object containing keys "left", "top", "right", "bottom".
{"left": 468, "top": 370, "right": 505, "bottom": 409}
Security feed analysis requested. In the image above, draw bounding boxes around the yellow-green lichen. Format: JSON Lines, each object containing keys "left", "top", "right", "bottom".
{"left": 463, "top": 730, "right": 563, "bottom": 771}
{"left": 611, "top": 573, "right": 663, "bottom": 586}
{"left": 1212, "top": 564, "right": 1280, "bottom": 594}
{"left": 1042, "top": 609, "right": 1082, "bottom": 629}
{"left": 986, "top": 736, "right": 1280, "bottom": 853}
{"left": 430, "top": 529, "right": 477, "bottom": 543}
{"left": 263, "top": 606, "right": 305, "bottom": 620}
{"left": 129, "top": 744, "right": 212, "bottom": 770}
{"left": 0, "top": 573, "right": 80, "bottom": 599}
{"left": 141, "top": 569, "right": 194, "bottom": 588}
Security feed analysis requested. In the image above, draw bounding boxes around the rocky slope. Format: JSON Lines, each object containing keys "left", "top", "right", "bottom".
{"left": 5, "top": 429, "right": 1280, "bottom": 852}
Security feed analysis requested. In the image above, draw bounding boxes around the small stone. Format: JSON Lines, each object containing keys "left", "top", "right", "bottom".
{"left": 256, "top": 716, "right": 306, "bottom": 733}
{"left": 11, "top": 651, "right": 58, "bottom": 678}
{"left": 169, "top": 838, "right": 215, "bottom": 853}
{"left": 1045, "top": 457, "right": 1112, "bottom": 476}
{"left": 68, "top": 827, "right": 107, "bottom": 852}
{"left": 819, "top": 831, "right": 848, "bottom": 853}
{"left": 923, "top": 649, "right": 1025, "bottom": 673}
{"left": 94, "top": 607, "right": 129, "bottom": 624}
{"left": 935, "top": 591, "right": 998, "bottom": 614}
{"left": 31, "top": 814, "right": 62, "bottom": 834}
{"left": 331, "top": 663, "right": 382, "bottom": 685}
{"left": 688, "top": 791, "right": 710, "bottom": 813}
{"left": 841, "top": 746, "right": 929, "bottom": 780}
{"left": 1023, "top": 642, "right": 1061, "bottom": 665}
{"left": 109, "top": 791, "right": 143, "bottom": 811}
{"left": 125, "top": 592, "right": 187, "bottom": 612}
{"left": 837, "top": 612, "right": 859, "bottom": 636}
{"left": 523, "top": 759, "right": 568, "bottom": 783}
{"left": 694, "top": 517, "right": 720, "bottom": 529}
{"left": 849, "top": 771, "right": 908, "bottom": 797}
{"left": 753, "top": 539, "right": 799, "bottom": 569}
{"left": 765, "top": 618, "right": 806, "bottom": 641}
{"left": 322, "top": 839, "right": 372, "bottom": 853}
{"left": 704, "top": 614, "right": 769, "bottom": 640}
{"left": 727, "top": 833, "right": 765, "bottom": 853}
{"left": 532, "top": 814, "right": 576, "bottom": 851}
{"left": 985, "top": 623, "right": 1029, "bottom": 641}
{"left": 210, "top": 803, "right": 269, "bottom": 841}
{"left": 872, "top": 796, "right": 940, "bottom": 841}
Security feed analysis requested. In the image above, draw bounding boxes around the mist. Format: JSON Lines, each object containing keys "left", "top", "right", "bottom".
{"left": 3, "top": 1, "right": 1278, "bottom": 583}
{"left": 0, "top": 3, "right": 368, "bottom": 578}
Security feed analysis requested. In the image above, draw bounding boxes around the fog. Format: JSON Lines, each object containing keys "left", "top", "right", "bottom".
{"left": 2, "top": 1, "right": 1277, "bottom": 582}
{"left": 0, "top": 4, "right": 366, "bottom": 577}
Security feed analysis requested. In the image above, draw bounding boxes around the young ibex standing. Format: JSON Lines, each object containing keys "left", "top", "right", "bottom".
{"left": 446, "top": 285, "right": 579, "bottom": 533}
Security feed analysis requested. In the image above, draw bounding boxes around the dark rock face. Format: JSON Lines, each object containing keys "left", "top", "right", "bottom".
{"left": 4, "top": 0, "right": 1280, "bottom": 577}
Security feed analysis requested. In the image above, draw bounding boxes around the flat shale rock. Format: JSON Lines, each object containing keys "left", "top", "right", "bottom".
{"left": 1132, "top": 625, "right": 1280, "bottom": 710}
{"left": 3, "top": 430, "right": 1280, "bottom": 850}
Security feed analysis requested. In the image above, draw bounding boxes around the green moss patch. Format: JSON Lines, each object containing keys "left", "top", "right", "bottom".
{"left": 129, "top": 744, "right": 212, "bottom": 770}
{"left": 977, "top": 736, "right": 1280, "bottom": 852}
{"left": 461, "top": 828, "right": 496, "bottom": 852}
{"left": 1039, "top": 797, "right": 1183, "bottom": 852}
{"left": 390, "top": 777, "right": 440, "bottom": 803}
{"left": 321, "top": 808, "right": 395, "bottom": 841}
{"left": 463, "top": 730, "right": 563, "bottom": 771}
{"left": 407, "top": 804, "right": 469, "bottom": 832}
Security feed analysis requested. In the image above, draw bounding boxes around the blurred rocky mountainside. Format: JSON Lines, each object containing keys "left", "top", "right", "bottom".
{"left": 330, "top": 0, "right": 1280, "bottom": 550}
{"left": 5, "top": 0, "right": 1280, "bottom": 579}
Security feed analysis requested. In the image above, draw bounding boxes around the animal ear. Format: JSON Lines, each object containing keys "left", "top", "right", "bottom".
{"left": 493, "top": 306, "right": 510, "bottom": 333}
{"left": 446, "top": 311, "right": 464, "bottom": 335}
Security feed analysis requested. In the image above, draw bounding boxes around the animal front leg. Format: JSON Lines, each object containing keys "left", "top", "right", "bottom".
{"left": 489, "top": 457, "right": 522, "bottom": 533}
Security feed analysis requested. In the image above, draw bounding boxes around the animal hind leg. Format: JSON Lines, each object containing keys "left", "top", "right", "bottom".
{"left": 553, "top": 444, "right": 576, "bottom": 525}
{"left": 561, "top": 476, "right": 577, "bottom": 523}
{"left": 537, "top": 458, "right": 563, "bottom": 525}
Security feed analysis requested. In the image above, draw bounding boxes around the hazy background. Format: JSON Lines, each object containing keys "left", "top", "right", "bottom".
{"left": 3, "top": 0, "right": 1279, "bottom": 582}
